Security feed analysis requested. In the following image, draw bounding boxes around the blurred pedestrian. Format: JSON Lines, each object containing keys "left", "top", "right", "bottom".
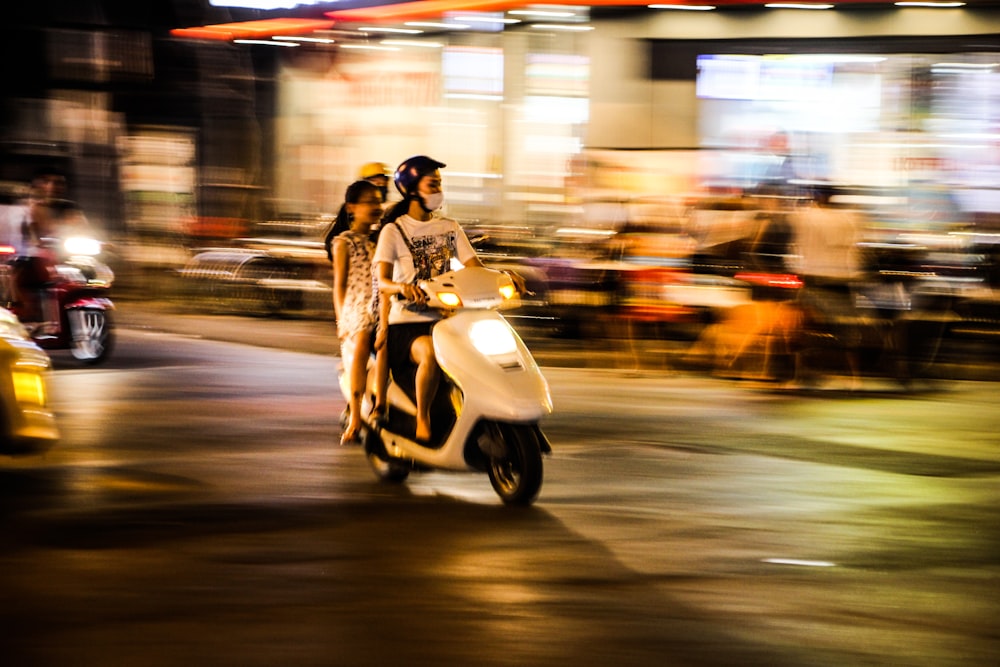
{"left": 333, "top": 179, "right": 387, "bottom": 445}
{"left": 788, "top": 185, "right": 869, "bottom": 387}
{"left": 356, "top": 161, "right": 391, "bottom": 203}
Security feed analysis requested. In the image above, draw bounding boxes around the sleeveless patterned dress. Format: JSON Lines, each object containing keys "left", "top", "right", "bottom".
{"left": 336, "top": 230, "right": 376, "bottom": 340}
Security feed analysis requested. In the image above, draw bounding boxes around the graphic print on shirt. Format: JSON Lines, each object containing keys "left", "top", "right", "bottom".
{"left": 410, "top": 230, "right": 457, "bottom": 281}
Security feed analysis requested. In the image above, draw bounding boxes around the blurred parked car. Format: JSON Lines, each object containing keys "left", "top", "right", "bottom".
{"left": 177, "top": 200, "right": 333, "bottom": 317}
{"left": 0, "top": 306, "right": 59, "bottom": 455}
{"left": 178, "top": 240, "right": 331, "bottom": 316}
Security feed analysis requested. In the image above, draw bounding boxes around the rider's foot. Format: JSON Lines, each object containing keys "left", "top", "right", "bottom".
{"left": 414, "top": 421, "right": 432, "bottom": 445}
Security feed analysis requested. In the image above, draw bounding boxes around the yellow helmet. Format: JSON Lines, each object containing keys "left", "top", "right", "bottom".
{"left": 358, "top": 161, "right": 390, "bottom": 180}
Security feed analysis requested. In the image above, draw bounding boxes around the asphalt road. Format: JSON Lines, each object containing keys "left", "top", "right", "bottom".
{"left": 0, "top": 305, "right": 997, "bottom": 666}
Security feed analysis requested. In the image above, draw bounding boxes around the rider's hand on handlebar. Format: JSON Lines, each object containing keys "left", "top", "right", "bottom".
{"left": 400, "top": 283, "right": 426, "bottom": 305}
{"left": 504, "top": 270, "right": 531, "bottom": 296}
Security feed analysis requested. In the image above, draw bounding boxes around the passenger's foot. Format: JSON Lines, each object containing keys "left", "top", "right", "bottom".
{"left": 340, "top": 423, "right": 362, "bottom": 446}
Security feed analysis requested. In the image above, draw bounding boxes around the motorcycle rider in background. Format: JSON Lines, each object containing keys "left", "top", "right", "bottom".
{"left": 12, "top": 168, "right": 92, "bottom": 333}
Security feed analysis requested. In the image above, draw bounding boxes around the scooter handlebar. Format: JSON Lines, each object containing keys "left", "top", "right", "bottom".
{"left": 418, "top": 266, "right": 521, "bottom": 311}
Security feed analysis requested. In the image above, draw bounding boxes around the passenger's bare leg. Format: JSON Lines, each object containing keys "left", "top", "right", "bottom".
{"left": 410, "top": 335, "right": 439, "bottom": 442}
{"left": 343, "top": 331, "right": 372, "bottom": 443}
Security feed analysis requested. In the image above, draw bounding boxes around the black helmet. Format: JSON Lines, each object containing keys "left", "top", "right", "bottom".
{"left": 394, "top": 155, "right": 446, "bottom": 198}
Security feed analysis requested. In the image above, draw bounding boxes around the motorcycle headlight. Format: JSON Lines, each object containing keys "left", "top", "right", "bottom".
{"left": 64, "top": 236, "right": 102, "bottom": 256}
{"left": 499, "top": 284, "right": 516, "bottom": 300}
{"left": 469, "top": 319, "right": 518, "bottom": 357}
{"left": 0, "top": 310, "right": 26, "bottom": 339}
{"left": 12, "top": 371, "right": 47, "bottom": 406}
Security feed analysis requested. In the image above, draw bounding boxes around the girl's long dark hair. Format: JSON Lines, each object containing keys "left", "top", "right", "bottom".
{"left": 380, "top": 197, "right": 410, "bottom": 226}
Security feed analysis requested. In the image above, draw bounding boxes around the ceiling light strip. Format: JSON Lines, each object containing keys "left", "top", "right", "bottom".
{"left": 272, "top": 35, "right": 335, "bottom": 43}
{"left": 451, "top": 15, "right": 521, "bottom": 24}
{"left": 404, "top": 21, "right": 471, "bottom": 29}
{"left": 529, "top": 24, "right": 595, "bottom": 31}
{"left": 508, "top": 10, "right": 576, "bottom": 17}
{"left": 764, "top": 2, "right": 834, "bottom": 8}
{"left": 234, "top": 39, "right": 299, "bottom": 46}
{"left": 382, "top": 39, "right": 445, "bottom": 48}
{"left": 356, "top": 26, "right": 425, "bottom": 34}
{"left": 648, "top": 4, "right": 716, "bottom": 9}
{"left": 327, "top": 0, "right": 516, "bottom": 23}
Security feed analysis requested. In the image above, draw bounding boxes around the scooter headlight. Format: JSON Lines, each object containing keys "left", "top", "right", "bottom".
{"left": 436, "top": 291, "right": 462, "bottom": 308}
{"left": 499, "top": 284, "right": 516, "bottom": 301}
{"left": 469, "top": 319, "right": 518, "bottom": 357}
{"left": 64, "top": 236, "right": 102, "bottom": 256}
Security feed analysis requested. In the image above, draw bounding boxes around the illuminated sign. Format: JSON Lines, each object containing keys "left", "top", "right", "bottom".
{"left": 210, "top": 1, "right": 329, "bottom": 8}
{"left": 170, "top": 17, "right": 335, "bottom": 41}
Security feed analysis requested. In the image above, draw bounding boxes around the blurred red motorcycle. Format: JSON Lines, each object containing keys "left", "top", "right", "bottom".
{"left": 0, "top": 235, "right": 115, "bottom": 364}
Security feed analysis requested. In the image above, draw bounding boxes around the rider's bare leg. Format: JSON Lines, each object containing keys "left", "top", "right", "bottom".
{"left": 410, "top": 334, "right": 439, "bottom": 442}
{"left": 372, "top": 345, "right": 389, "bottom": 417}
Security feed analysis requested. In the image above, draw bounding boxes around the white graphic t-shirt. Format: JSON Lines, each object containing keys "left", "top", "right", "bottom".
{"left": 373, "top": 213, "right": 478, "bottom": 324}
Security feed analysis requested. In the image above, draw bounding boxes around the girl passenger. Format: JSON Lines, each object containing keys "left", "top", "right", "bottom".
{"left": 332, "top": 179, "right": 387, "bottom": 445}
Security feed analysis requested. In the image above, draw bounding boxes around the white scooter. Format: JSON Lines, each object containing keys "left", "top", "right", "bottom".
{"left": 339, "top": 266, "right": 553, "bottom": 506}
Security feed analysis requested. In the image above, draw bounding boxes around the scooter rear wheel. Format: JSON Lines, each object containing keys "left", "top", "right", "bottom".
{"left": 68, "top": 307, "right": 113, "bottom": 364}
{"left": 487, "top": 423, "right": 544, "bottom": 506}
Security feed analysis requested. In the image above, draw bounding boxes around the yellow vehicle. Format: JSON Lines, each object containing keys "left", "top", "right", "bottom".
{"left": 0, "top": 307, "right": 59, "bottom": 454}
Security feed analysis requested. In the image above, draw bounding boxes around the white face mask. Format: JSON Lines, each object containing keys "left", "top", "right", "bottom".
{"left": 421, "top": 191, "right": 444, "bottom": 212}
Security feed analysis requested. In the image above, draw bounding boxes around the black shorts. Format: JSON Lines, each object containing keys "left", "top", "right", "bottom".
{"left": 387, "top": 322, "right": 435, "bottom": 393}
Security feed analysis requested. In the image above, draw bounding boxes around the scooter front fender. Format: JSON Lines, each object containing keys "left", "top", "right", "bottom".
{"left": 433, "top": 310, "right": 552, "bottom": 423}
{"left": 65, "top": 296, "right": 114, "bottom": 311}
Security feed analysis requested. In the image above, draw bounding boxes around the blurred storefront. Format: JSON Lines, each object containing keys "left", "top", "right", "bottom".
{"left": 2, "top": 2, "right": 1000, "bottom": 254}
{"left": 275, "top": 25, "right": 592, "bottom": 232}
{"left": 268, "top": 4, "right": 1000, "bottom": 240}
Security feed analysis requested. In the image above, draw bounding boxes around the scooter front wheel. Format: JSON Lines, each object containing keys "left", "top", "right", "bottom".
{"left": 363, "top": 429, "right": 410, "bottom": 483}
{"left": 68, "top": 307, "right": 114, "bottom": 364}
{"left": 488, "top": 423, "right": 544, "bottom": 506}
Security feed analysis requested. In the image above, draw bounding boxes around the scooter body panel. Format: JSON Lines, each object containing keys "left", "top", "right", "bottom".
{"left": 433, "top": 310, "right": 552, "bottom": 422}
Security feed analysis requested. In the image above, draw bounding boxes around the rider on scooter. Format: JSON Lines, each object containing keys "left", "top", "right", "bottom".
{"left": 373, "top": 156, "right": 495, "bottom": 444}
{"left": 12, "top": 169, "right": 90, "bottom": 329}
